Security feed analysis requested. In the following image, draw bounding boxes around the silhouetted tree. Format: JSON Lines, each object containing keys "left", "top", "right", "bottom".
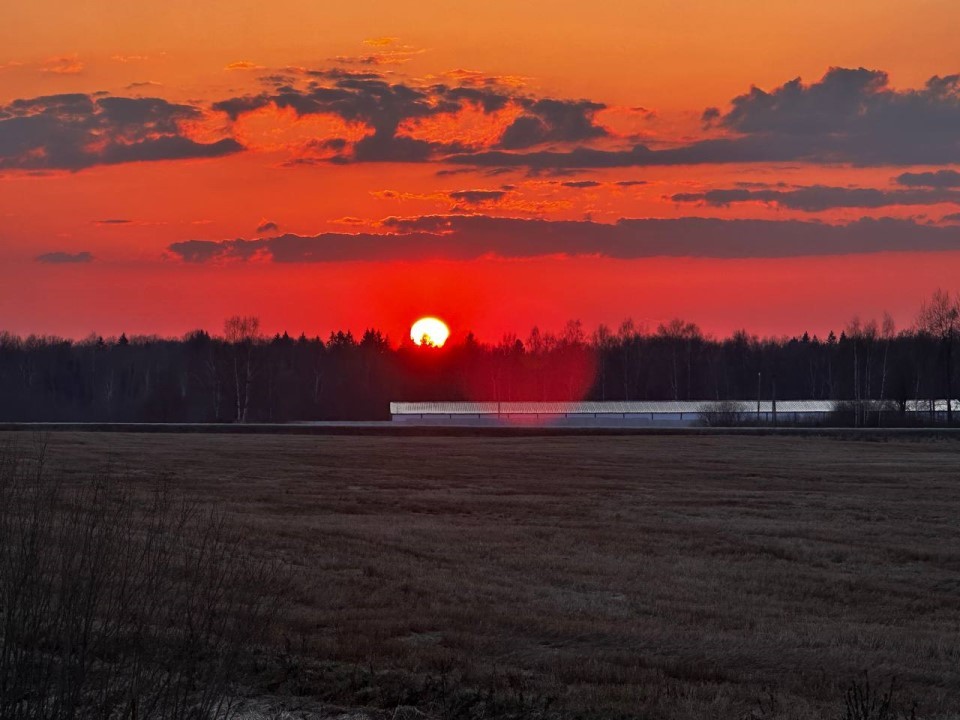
{"left": 3, "top": 298, "right": 960, "bottom": 424}
{"left": 917, "top": 289, "right": 960, "bottom": 423}
{"left": 224, "top": 315, "right": 261, "bottom": 422}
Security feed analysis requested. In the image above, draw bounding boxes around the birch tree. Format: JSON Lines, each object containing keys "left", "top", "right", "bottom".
{"left": 224, "top": 315, "right": 261, "bottom": 423}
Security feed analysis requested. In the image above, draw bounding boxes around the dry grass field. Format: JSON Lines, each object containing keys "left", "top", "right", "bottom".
{"left": 6, "top": 431, "right": 960, "bottom": 719}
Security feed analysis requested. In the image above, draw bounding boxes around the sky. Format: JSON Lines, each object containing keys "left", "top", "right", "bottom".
{"left": 3, "top": 0, "right": 960, "bottom": 342}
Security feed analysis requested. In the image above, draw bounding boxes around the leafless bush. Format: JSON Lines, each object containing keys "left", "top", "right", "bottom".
{"left": 840, "top": 675, "right": 915, "bottom": 720}
{"left": 697, "top": 400, "right": 748, "bottom": 427}
{"left": 0, "top": 438, "right": 285, "bottom": 720}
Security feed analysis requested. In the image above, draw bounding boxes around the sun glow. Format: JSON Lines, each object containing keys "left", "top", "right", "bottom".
{"left": 411, "top": 317, "right": 450, "bottom": 347}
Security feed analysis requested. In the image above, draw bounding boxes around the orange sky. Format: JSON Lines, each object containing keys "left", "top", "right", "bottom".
{"left": 3, "top": 1, "right": 960, "bottom": 341}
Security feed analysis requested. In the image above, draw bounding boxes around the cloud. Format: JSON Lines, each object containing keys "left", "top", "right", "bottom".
{"left": 213, "top": 69, "right": 607, "bottom": 163}
{"left": 448, "top": 67, "right": 960, "bottom": 169}
{"left": 0, "top": 93, "right": 243, "bottom": 170}
{"left": 16, "top": 64, "right": 960, "bottom": 175}
{"left": 111, "top": 55, "right": 150, "bottom": 63}
{"left": 561, "top": 180, "right": 602, "bottom": 188}
{"left": 39, "top": 55, "right": 84, "bottom": 74}
{"left": 36, "top": 250, "right": 93, "bottom": 263}
{"left": 895, "top": 170, "right": 960, "bottom": 188}
{"left": 447, "top": 189, "right": 510, "bottom": 204}
{"left": 213, "top": 72, "right": 483, "bottom": 162}
{"left": 670, "top": 185, "right": 960, "bottom": 211}
{"left": 256, "top": 220, "right": 279, "bottom": 233}
{"left": 701, "top": 107, "right": 721, "bottom": 125}
{"left": 225, "top": 61, "right": 264, "bottom": 71}
{"left": 443, "top": 140, "right": 772, "bottom": 169}
{"left": 167, "top": 215, "right": 960, "bottom": 264}
{"left": 94, "top": 218, "right": 132, "bottom": 224}
{"left": 332, "top": 41, "right": 425, "bottom": 67}
{"left": 440, "top": 69, "right": 528, "bottom": 89}
{"left": 714, "top": 67, "right": 960, "bottom": 165}
{"left": 499, "top": 99, "right": 608, "bottom": 149}
{"left": 435, "top": 167, "right": 476, "bottom": 177}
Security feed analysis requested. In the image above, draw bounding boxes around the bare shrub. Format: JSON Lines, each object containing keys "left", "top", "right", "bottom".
{"left": 697, "top": 400, "right": 748, "bottom": 427}
{"left": 840, "top": 675, "right": 915, "bottom": 720}
{"left": 0, "top": 439, "right": 284, "bottom": 720}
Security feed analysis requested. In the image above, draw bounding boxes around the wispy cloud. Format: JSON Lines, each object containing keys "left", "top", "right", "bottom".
{"left": 39, "top": 55, "right": 84, "bottom": 75}
{"left": 363, "top": 37, "right": 399, "bottom": 47}
{"left": 225, "top": 61, "right": 265, "bottom": 71}
{"left": 671, "top": 185, "right": 960, "bottom": 211}
{"left": 36, "top": 250, "right": 93, "bottom": 263}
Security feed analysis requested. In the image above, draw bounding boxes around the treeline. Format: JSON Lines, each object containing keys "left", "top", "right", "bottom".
{"left": 2, "top": 291, "right": 960, "bottom": 422}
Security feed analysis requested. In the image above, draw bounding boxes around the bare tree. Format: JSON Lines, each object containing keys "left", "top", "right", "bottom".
{"left": 593, "top": 323, "right": 614, "bottom": 401}
{"left": 657, "top": 319, "right": 702, "bottom": 401}
{"left": 224, "top": 315, "right": 261, "bottom": 423}
{"left": 878, "top": 312, "right": 896, "bottom": 425}
{"left": 618, "top": 319, "right": 639, "bottom": 400}
{"left": 917, "top": 290, "right": 960, "bottom": 423}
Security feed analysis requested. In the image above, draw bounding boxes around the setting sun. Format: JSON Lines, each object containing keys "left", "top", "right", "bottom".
{"left": 410, "top": 317, "right": 450, "bottom": 347}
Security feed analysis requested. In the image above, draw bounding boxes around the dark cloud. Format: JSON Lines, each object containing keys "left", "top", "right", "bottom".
{"left": 94, "top": 218, "right": 132, "bottom": 225}
{"left": 670, "top": 185, "right": 960, "bottom": 211}
{"left": 942, "top": 213, "right": 960, "bottom": 223}
{"left": 895, "top": 170, "right": 960, "bottom": 188}
{"left": 435, "top": 167, "right": 476, "bottom": 177}
{"left": 615, "top": 180, "right": 647, "bottom": 187}
{"left": 734, "top": 181, "right": 789, "bottom": 189}
{"left": 444, "top": 139, "right": 779, "bottom": 169}
{"left": 499, "top": 99, "right": 607, "bottom": 149}
{"left": 14, "top": 65, "right": 960, "bottom": 174}
{"left": 214, "top": 70, "right": 607, "bottom": 163}
{"left": 0, "top": 93, "right": 243, "bottom": 170}
{"left": 450, "top": 68, "right": 960, "bottom": 169}
{"left": 352, "top": 134, "right": 460, "bottom": 163}
{"left": 168, "top": 215, "right": 960, "bottom": 263}
{"left": 211, "top": 95, "right": 272, "bottom": 120}
{"left": 441, "top": 86, "right": 511, "bottom": 114}
{"left": 447, "top": 189, "right": 509, "bottom": 204}
{"left": 36, "top": 251, "right": 93, "bottom": 263}
{"left": 256, "top": 220, "right": 280, "bottom": 234}
{"left": 561, "top": 180, "right": 602, "bottom": 188}
{"left": 213, "top": 73, "right": 504, "bottom": 162}
{"left": 715, "top": 67, "right": 960, "bottom": 165}
{"left": 701, "top": 107, "right": 721, "bottom": 125}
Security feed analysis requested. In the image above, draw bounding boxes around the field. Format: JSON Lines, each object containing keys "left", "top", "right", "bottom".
{"left": 7, "top": 431, "right": 960, "bottom": 719}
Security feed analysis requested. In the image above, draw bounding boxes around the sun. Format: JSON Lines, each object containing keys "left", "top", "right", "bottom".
{"left": 411, "top": 317, "right": 450, "bottom": 347}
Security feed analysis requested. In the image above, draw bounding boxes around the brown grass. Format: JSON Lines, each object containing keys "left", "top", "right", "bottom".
{"left": 7, "top": 431, "right": 960, "bottom": 719}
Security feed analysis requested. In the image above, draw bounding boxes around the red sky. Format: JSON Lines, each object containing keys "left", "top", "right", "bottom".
{"left": 3, "top": 1, "right": 960, "bottom": 342}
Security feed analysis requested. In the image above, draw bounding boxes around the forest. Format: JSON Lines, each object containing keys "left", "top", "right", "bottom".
{"left": 1, "top": 291, "right": 959, "bottom": 423}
